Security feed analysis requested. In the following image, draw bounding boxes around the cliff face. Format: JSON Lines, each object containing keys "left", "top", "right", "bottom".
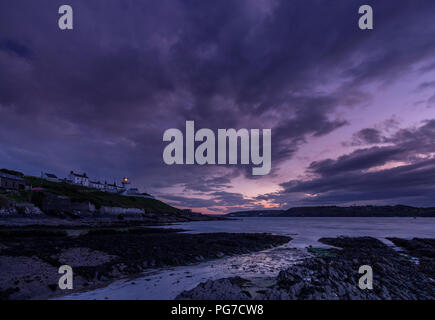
{"left": 0, "top": 184, "right": 222, "bottom": 222}
{"left": 25, "top": 176, "right": 181, "bottom": 214}
{"left": 0, "top": 174, "right": 182, "bottom": 219}
{"left": 0, "top": 197, "right": 43, "bottom": 217}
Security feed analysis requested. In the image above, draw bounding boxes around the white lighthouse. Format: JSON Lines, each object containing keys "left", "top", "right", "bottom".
{"left": 121, "top": 177, "right": 131, "bottom": 189}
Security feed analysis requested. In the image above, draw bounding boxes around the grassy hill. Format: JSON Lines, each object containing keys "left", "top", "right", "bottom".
{"left": 23, "top": 176, "right": 180, "bottom": 214}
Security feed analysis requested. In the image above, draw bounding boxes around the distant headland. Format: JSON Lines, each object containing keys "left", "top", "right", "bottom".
{"left": 227, "top": 205, "right": 435, "bottom": 217}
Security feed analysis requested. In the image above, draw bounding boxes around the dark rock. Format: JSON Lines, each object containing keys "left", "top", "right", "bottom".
{"left": 0, "top": 228, "right": 291, "bottom": 299}
{"left": 178, "top": 237, "right": 435, "bottom": 300}
{"left": 176, "top": 277, "right": 251, "bottom": 300}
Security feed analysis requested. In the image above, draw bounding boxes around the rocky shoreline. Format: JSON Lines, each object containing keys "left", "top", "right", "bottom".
{"left": 0, "top": 225, "right": 290, "bottom": 300}
{"left": 2, "top": 216, "right": 433, "bottom": 301}
{"left": 176, "top": 237, "right": 435, "bottom": 300}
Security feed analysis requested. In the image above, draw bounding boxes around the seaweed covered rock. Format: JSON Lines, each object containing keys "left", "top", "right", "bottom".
{"left": 177, "top": 237, "right": 435, "bottom": 300}
{"left": 176, "top": 277, "right": 251, "bottom": 300}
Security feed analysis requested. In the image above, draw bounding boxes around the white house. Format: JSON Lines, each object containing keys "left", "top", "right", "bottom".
{"left": 68, "top": 171, "right": 89, "bottom": 187}
{"left": 65, "top": 171, "right": 135, "bottom": 194}
{"left": 90, "top": 180, "right": 104, "bottom": 190}
{"left": 104, "top": 181, "right": 124, "bottom": 193}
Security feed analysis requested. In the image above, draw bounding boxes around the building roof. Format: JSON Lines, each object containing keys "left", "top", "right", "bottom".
{"left": 70, "top": 171, "right": 88, "bottom": 178}
{"left": 44, "top": 173, "right": 58, "bottom": 178}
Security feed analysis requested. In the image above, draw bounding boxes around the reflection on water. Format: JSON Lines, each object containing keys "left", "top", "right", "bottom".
{"left": 61, "top": 241, "right": 307, "bottom": 300}
{"left": 157, "top": 217, "right": 435, "bottom": 247}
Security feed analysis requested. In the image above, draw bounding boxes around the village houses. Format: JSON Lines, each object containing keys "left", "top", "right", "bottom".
{"left": 68, "top": 171, "right": 89, "bottom": 187}
{"left": 67, "top": 171, "right": 131, "bottom": 194}
{"left": 89, "top": 180, "right": 104, "bottom": 190}
{"left": 1, "top": 168, "right": 154, "bottom": 198}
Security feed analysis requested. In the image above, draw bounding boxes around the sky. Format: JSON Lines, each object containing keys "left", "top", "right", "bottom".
{"left": 1, "top": 0, "right": 435, "bottom": 214}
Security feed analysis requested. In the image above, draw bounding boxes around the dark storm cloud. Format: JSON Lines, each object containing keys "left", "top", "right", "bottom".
{"left": 349, "top": 128, "right": 383, "bottom": 145}
{"left": 386, "top": 119, "right": 435, "bottom": 153}
{"left": 160, "top": 190, "right": 258, "bottom": 210}
{"left": 211, "top": 191, "right": 251, "bottom": 207}
{"left": 181, "top": 170, "right": 240, "bottom": 193}
{"left": 158, "top": 194, "right": 217, "bottom": 208}
{"left": 270, "top": 120, "right": 435, "bottom": 206}
{"left": 307, "top": 146, "right": 405, "bottom": 176}
{"left": 2, "top": 0, "right": 435, "bottom": 210}
{"left": 0, "top": 39, "right": 32, "bottom": 59}
{"left": 270, "top": 94, "right": 353, "bottom": 163}
{"left": 309, "top": 120, "right": 435, "bottom": 177}
{"left": 209, "top": 190, "right": 272, "bottom": 212}
{"left": 416, "top": 81, "right": 435, "bottom": 92}
{"left": 282, "top": 159, "right": 435, "bottom": 206}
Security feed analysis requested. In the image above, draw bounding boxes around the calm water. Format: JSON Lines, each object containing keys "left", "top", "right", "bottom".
{"left": 61, "top": 217, "right": 435, "bottom": 300}
{"left": 158, "top": 217, "right": 435, "bottom": 247}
